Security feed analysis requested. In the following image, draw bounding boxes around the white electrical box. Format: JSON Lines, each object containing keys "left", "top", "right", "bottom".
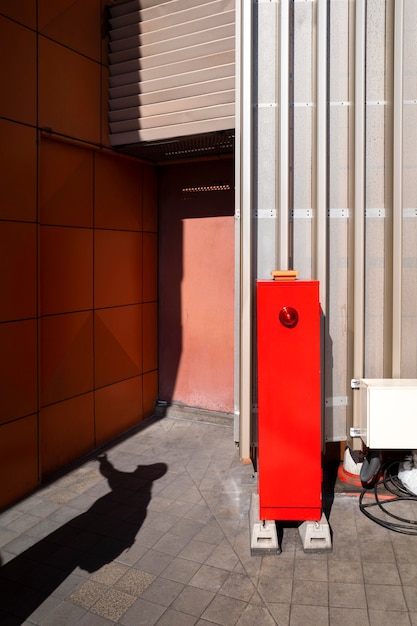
{"left": 355, "top": 379, "right": 417, "bottom": 449}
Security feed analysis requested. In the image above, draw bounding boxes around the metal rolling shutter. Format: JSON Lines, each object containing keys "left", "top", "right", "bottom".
{"left": 107, "top": 0, "right": 235, "bottom": 156}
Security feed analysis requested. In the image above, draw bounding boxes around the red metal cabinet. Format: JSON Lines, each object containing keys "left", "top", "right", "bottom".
{"left": 257, "top": 280, "right": 322, "bottom": 521}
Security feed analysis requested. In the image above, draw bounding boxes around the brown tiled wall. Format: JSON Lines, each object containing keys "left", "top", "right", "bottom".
{"left": 0, "top": 3, "right": 158, "bottom": 509}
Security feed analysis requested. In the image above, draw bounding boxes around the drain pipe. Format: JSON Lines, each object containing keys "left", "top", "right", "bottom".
{"left": 236, "top": 0, "right": 253, "bottom": 461}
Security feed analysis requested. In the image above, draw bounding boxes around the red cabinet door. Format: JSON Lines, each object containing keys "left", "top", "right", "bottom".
{"left": 257, "top": 280, "right": 322, "bottom": 521}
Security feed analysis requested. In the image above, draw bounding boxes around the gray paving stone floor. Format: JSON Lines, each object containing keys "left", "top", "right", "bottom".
{"left": 1, "top": 414, "right": 417, "bottom": 625}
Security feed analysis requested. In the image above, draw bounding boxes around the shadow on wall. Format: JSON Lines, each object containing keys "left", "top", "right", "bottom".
{"left": 158, "top": 159, "right": 235, "bottom": 413}
{"left": 0, "top": 456, "right": 167, "bottom": 624}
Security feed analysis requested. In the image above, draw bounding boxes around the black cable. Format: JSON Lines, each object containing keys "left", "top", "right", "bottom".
{"left": 359, "top": 458, "right": 417, "bottom": 535}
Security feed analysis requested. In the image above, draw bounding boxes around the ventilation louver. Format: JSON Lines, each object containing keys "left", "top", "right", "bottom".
{"left": 107, "top": 0, "right": 236, "bottom": 161}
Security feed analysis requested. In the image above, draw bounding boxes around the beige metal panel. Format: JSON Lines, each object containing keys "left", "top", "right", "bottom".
{"left": 292, "top": 107, "right": 313, "bottom": 213}
{"left": 256, "top": 218, "right": 277, "bottom": 280}
{"left": 256, "top": 1, "right": 278, "bottom": 106}
{"left": 109, "top": 35, "right": 145, "bottom": 54}
{"left": 107, "top": 1, "right": 236, "bottom": 147}
{"left": 292, "top": 0, "right": 314, "bottom": 281}
{"left": 109, "top": 11, "right": 142, "bottom": 30}
{"left": 109, "top": 71, "right": 142, "bottom": 89}
{"left": 401, "top": 0, "right": 417, "bottom": 376}
{"left": 140, "top": 0, "right": 235, "bottom": 23}
{"left": 326, "top": 0, "right": 353, "bottom": 442}
{"left": 108, "top": 0, "right": 140, "bottom": 17}
{"left": 109, "top": 61, "right": 234, "bottom": 91}
{"left": 109, "top": 23, "right": 141, "bottom": 42}
{"left": 136, "top": 76, "right": 235, "bottom": 106}
{"left": 109, "top": 75, "right": 235, "bottom": 109}
{"left": 109, "top": 102, "right": 235, "bottom": 133}
{"left": 109, "top": 95, "right": 142, "bottom": 111}
{"left": 142, "top": 52, "right": 235, "bottom": 83}
{"left": 328, "top": 0, "right": 350, "bottom": 102}
{"left": 325, "top": 406, "right": 349, "bottom": 443}
{"left": 293, "top": 0, "right": 314, "bottom": 105}
{"left": 328, "top": 107, "right": 350, "bottom": 209}
{"left": 110, "top": 0, "right": 232, "bottom": 28}
{"left": 403, "top": 105, "right": 417, "bottom": 208}
{"left": 365, "top": 105, "right": 387, "bottom": 210}
{"left": 108, "top": 35, "right": 235, "bottom": 68}
{"left": 109, "top": 25, "right": 235, "bottom": 64}
{"left": 292, "top": 216, "right": 313, "bottom": 280}
{"left": 108, "top": 115, "right": 235, "bottom": 145}
{"left": 326, "top": 216, "right": 350, "bottom": 441}
{"left": 109, "top": 50, "right": 235, "bottom": 78}
{"left": 109, "top": 89, "right": 235, "bottom": 122}
{"left": 109, "top": 58, "right": 141, "bottom": 76}
{"left": 364, "top": 219, "right": 387, "bottom": 378}
{"left": 254, "top": 0, "right": 279, "bottom": 278}
{"left": 254, "top": 107, "right": 277, "bottom": 264}
{"left": 146, "top": 8, "right": 234, "bottom": 35}
{"left": 403, "top": 2, "right": 417, "bottom": 101}
{"left": 111, "top": 0, "right": 228, "bottom": 20}
{"left": 109, "top": 53, "right": 235, "bottom": 84}
{"left": 402, "top": 216, "right": 417, "bottom": 376}
{"left": 110, "top": 12, "right": 235, "bottom": 51}
{"left": 366, "top": 0, "right": 390, "bottom": 102}
{"left": 109, "top": 83, "right": 141, "bottom": 100}
{"left": 363, "top": 2, "right": 392, "bottom": 380}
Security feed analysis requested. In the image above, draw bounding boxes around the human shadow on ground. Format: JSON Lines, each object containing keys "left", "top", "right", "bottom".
{"left": 0, "top": 456, "right": 167, "bottom": 625}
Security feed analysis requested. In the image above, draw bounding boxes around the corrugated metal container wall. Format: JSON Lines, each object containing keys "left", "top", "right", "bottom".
{"left": 246, "top": 0, "right": 417, "bottom": 447}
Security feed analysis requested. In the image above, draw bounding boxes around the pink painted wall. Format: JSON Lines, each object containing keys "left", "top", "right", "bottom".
{"left": 159, "top": 158, "right": 235, "bottom": 413}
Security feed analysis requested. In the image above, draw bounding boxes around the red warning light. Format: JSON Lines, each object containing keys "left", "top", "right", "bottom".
{"left": 279, "top": 306, "right": 299, "bottom": 328}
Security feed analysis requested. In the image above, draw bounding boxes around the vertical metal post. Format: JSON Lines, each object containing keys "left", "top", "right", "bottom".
{"left": 278, "top": 0, "right": 289, "bottom": 270}
{"left": 238, "top": 0, "right": 253, "bottom": 460}
{"left": 234, "top": 0, "right": 242, "bottom": 443}
{"left": 352, "top": 0, "right": 366, "bottom": 431}
{"left": 392, "top": 0, "right": 404, "bottom": 378}
{"left": 316, "top": 0, "right": 327, "bottom": 313}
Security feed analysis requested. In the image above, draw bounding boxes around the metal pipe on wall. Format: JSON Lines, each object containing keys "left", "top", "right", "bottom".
{"left": 238, "top": 0, "right": 253, "bottom": 460}
{"left": 352, "top": 0, "right": 366, "bottom": 437}
{"left": 234, "top": 0, "right": 242, "bottom": 443}
{"left": 353, "top": 0, "right": 366, "bottom": 376}
{"left": 392, "top": 0, "right": 404, "bottom": 378}
{"left": 278, "top": 0, "right": 289, "bottom": 270}
{"left": 316, "top": 0, "right": 328, "bottom": 312}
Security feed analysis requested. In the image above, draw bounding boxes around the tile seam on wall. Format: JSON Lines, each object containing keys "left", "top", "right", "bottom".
{"left": 38, "top": 32, "right": 102, "bottom": 64}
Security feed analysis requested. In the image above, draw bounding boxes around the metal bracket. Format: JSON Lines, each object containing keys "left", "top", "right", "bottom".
{"left": 325, "top": 396, "right": 348, "bottom": 407}
{"left": 254, "top": 208, "right": 277, "bottom": 219}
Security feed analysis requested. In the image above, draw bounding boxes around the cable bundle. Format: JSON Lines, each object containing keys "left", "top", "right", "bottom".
{"left": 359, "top": 459, "right": 417, "bottom": 535}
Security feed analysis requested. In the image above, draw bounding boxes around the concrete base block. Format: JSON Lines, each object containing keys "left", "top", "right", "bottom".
{"left": 249, "top": 493, "right": 280, "bottom": 555}
{"left": 298, "top": 513, "right": 332, "bottom": 552}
